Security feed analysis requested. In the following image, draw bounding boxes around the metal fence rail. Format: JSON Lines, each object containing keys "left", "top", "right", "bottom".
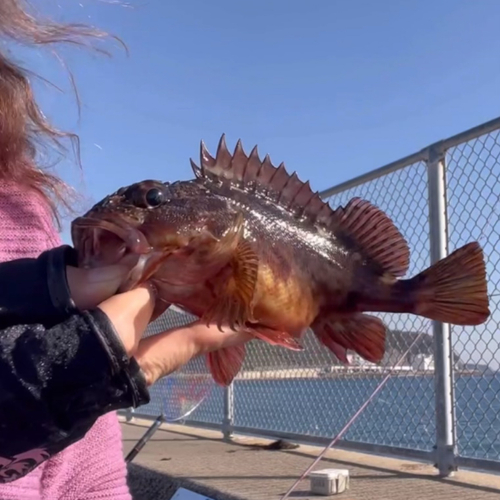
{"left": 127, "top": 116, "right": 500, "bottom": 476}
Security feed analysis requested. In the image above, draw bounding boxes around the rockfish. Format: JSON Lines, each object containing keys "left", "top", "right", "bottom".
{"left": 71, "top": 136, "right": 490, "bottom": 386}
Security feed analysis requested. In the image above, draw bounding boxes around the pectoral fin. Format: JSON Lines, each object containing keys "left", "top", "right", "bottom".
{"left": 202, "top": 238, "right": 259, "bottom": 330}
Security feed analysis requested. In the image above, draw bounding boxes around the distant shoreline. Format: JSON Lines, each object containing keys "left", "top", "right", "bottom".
{"left": 169, "top": 368, "right": 496, "bottom": 382}
{"left": 231, "top": 368, "right": 494, "bottom": 380}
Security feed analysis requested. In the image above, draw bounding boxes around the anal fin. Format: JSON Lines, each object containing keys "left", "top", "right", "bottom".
{"left": 250, "top": 326, "right": 303, "bottom": 351}
{"left": 207, "top": 345, "right": 246, "bottom": 386}
{"left": 202, "top": 239, "right": 259, "bottom": 330}
{"left": 312, "top": 313, "right": 386, "bottom": 364}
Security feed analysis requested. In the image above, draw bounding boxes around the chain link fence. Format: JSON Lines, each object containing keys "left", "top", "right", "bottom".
{"left": 128, "top": 117, "right": 500, "bottom": 474}
{"left": 446, "top": 129, "right": 500, "bottom": 463}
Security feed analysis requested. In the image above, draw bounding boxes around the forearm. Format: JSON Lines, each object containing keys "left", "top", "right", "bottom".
{"left": 0, "top": 309, "right": 149, "bottom": 483}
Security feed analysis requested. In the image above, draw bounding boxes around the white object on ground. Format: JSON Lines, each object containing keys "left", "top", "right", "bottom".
{"left": 309, "top": 468, "right": 350, "bottom": 496}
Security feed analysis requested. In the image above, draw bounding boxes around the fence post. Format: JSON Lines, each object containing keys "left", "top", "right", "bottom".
{"left": 222, "top": 382, "right": 234, "bottom": 441}
{"left": 426, "top": 145, "right": 457, "bottom": 477}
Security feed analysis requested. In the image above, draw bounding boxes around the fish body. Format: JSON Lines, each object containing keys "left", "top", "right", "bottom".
{"left": 71, "top": 135, "right": 490, "bottom": 386}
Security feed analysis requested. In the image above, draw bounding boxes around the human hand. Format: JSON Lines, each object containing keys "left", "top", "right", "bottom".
{"left": 134, "top": 321, "right": 253, "bottom": 385}
{"left": 66, "top": 263, "right": 131, "bottom": 311}
{"left": 95, "top": 285, "right": 252, "bottom": 385}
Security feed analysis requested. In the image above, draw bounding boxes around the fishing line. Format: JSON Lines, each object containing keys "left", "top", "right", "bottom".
{"left": 279, "top": 331, "right": 425, "bottom": 500}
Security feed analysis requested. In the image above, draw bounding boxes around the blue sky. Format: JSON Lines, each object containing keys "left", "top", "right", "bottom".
{"left": 17, "top": 0, "right": 500, "bottom": 369}
{"left": 22, "top": 0, "right": 499, "bottom": 238}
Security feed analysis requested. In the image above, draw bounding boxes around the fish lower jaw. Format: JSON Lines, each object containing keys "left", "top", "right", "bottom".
{"left": 117, "top": 251, "right": 162, "bottom": 293}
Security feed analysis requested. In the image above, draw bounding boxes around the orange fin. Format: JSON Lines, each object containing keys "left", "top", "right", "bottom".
{"left": 250, "top": 326, "right": 303, "bottom": 351}
{"left": 407, "top": 241, "right": 490, "bottom": 325}
{"left": 329, "top": 198, "right": 410, "bottom": 278}
{"left": 313, "top": 313, "right": 386, "bottom": 364}
{"left": 202, "top": 238, "right": 259, "bottom": 330}
{"left": 207, "top": 345, "right": 246, "bottom": 386}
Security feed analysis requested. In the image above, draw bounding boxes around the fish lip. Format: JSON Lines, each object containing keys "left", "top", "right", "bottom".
{"left": 71, "top": 215, "right": 152, "bottom": 269}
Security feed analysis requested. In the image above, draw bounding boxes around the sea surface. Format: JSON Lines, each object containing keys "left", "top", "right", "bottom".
{"left": 140, "top": 373, "right": 500, "bottom": 463}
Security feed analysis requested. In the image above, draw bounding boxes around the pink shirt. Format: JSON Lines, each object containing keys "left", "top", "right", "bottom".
{"left": 0, "top": 183, "right": 131, "bottom": 500}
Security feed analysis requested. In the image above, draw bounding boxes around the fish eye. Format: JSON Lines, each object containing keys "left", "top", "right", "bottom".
{"left": 145, "top": 188, "right": 164, "bottom": 207}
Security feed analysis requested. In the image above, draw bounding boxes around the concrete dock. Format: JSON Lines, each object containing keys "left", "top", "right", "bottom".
{"left": 122, "top": 418, "right": 500, "bottom": 500}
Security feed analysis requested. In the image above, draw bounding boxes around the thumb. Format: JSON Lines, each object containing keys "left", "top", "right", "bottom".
{"left": 67, "top": 264, "right": 130, "bottom": 310}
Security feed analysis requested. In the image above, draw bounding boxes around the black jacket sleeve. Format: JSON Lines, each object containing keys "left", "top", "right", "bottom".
{"left": 0, "top": 244, "right": 80, "bottom": 328}
{"left": 0, "top": 246, "right": 150, "bottom": 484}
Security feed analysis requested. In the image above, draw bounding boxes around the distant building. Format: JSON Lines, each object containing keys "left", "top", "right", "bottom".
{"left": 412, "top": 354, "right": 435, "bottom": 371}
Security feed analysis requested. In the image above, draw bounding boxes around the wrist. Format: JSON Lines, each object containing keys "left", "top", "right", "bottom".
{"left": 97, "top": 285, "right": 156, "bottom": 356}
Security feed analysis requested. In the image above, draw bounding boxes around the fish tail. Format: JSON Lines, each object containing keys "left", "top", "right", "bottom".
{"left": 398, "top": 242, "right": 490, "bottom": 325}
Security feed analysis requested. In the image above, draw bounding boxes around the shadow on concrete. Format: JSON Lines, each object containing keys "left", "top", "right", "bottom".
{"left": 127, "top": 463, "right": 246, "bottom": 500}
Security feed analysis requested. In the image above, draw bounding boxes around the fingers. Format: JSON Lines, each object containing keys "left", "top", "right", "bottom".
{"left": 134, "top": 325, "right": 199, "bottom": 386}
{"left": 134, "top": 321, "right": 253, "bottom": 386}
{"left": 67, "top": 253, "right": 142, "bottom": 310}
{"left": 188, "top": 321, "right": 254, "bottom": 352}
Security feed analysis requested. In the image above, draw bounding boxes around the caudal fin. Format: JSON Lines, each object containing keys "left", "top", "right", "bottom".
{"left": 408, "top": 242, "right": 489, "bottom": 325}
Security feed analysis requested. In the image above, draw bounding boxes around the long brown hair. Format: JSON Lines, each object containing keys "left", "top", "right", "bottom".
{"left": 0, "top": 0, "right": 124, "bottom": 227}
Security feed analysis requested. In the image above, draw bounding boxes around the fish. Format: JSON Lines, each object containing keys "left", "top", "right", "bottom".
{"left": 71, "top": 135, "right": 490, "bottom": 386}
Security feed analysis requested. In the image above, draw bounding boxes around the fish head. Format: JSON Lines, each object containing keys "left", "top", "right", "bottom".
{"left": 71, "top": 179, "right": 179, "bottom": 273}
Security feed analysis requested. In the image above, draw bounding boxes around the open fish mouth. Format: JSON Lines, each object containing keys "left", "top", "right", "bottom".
{"left": 72, "top": 216, "right": 154, "bottom": 292}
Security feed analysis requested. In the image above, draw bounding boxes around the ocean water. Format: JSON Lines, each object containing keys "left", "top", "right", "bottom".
{"left": 141, "top": 373, "right": 500, "bottom": 463}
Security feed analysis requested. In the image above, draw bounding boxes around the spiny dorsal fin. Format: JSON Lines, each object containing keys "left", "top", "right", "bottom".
{"left": 190, "top": 135, "right": 410, "bottom": 277}
{"left": 190, "top": 134, "right": 328, "bottom": 223}
{"left": 329, "top": 198, "right": 410, "bottom": 277}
